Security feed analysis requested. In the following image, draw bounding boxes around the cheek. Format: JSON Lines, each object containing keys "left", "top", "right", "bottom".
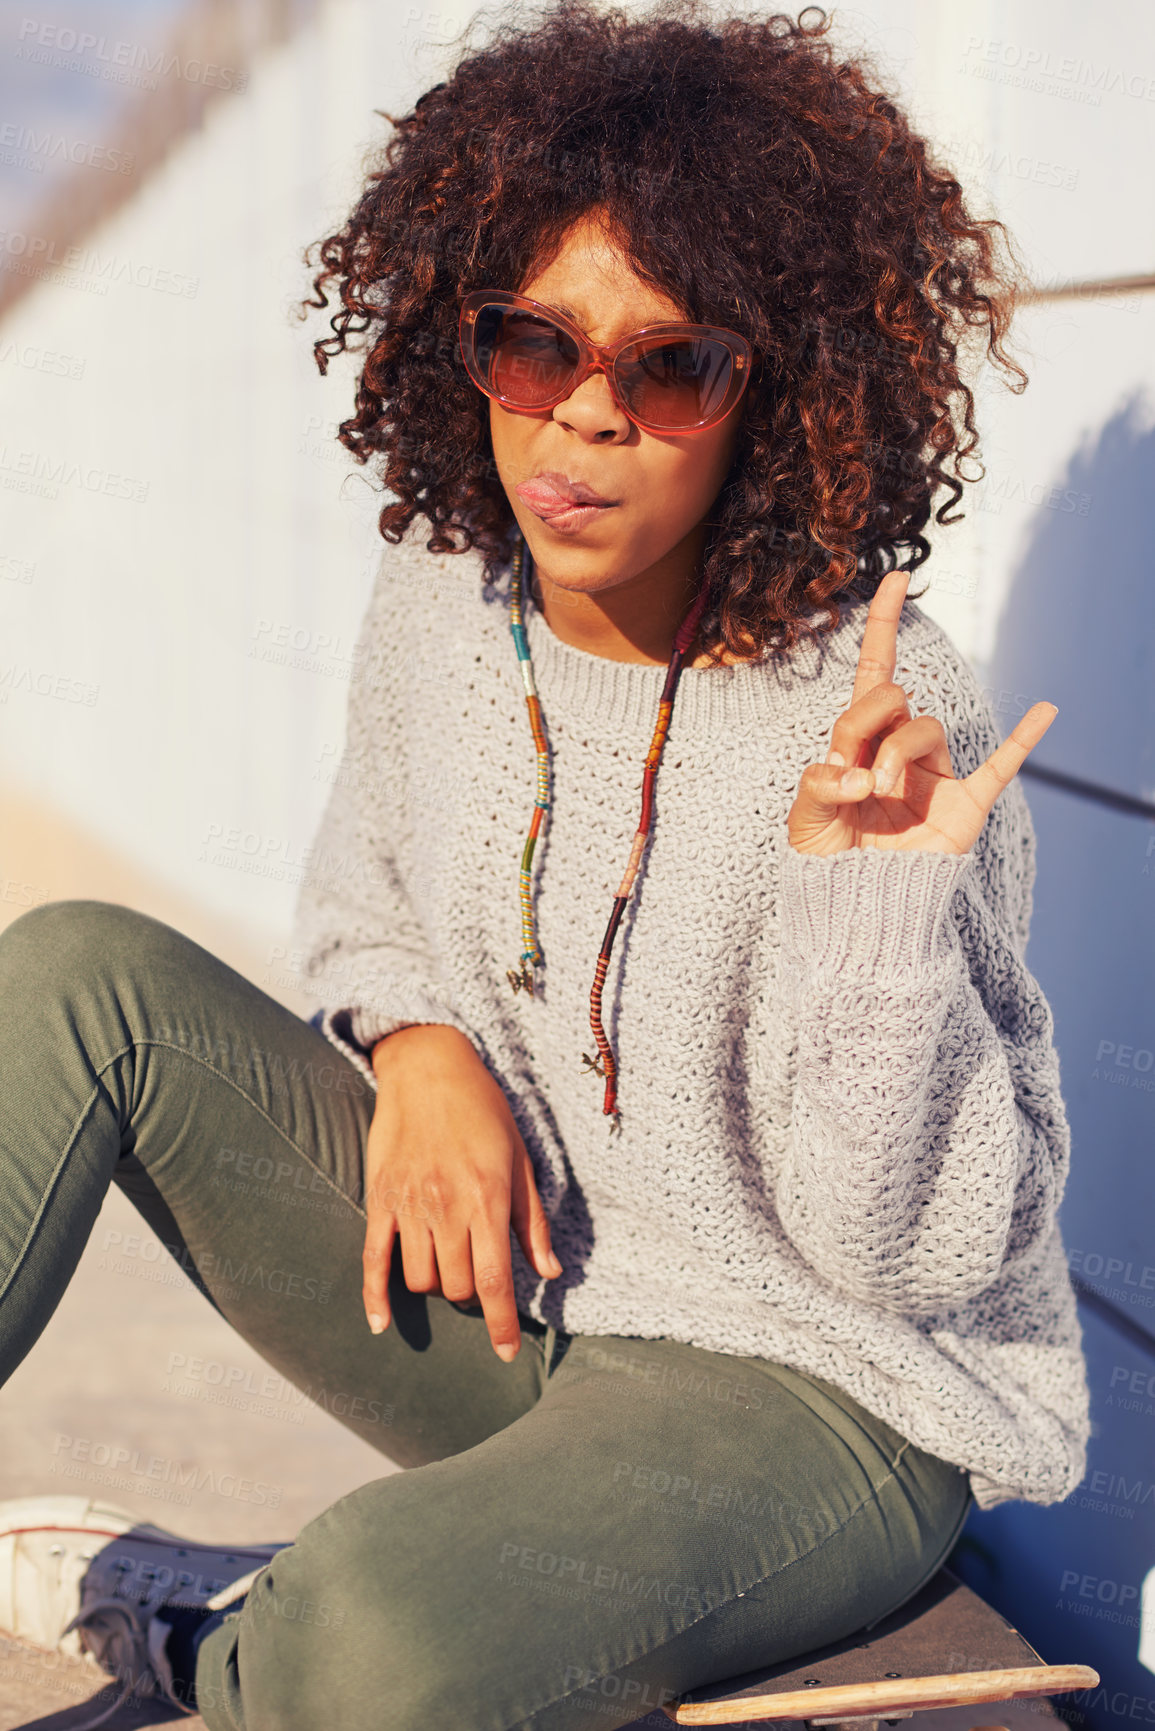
{"left": 486, "top": 413, "right": 520, "bottom": 494}
{"left": 656, "top": 443, "right": 732, "bottom": 518}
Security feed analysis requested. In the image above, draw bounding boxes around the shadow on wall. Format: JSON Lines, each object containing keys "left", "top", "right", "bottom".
{"left": 990, "top": 392, "right": 1155, "bottom": 798}
{"left": 947, "top": 395, "right": 1155, "bottom": 1731}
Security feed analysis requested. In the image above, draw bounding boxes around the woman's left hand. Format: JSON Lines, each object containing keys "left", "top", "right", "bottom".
{"left": 787, "top": 568, "right": 1058, "bottom": 857}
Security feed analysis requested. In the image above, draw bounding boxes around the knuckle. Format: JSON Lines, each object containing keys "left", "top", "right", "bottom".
{"left": 473, "top": 1264, "right": 511, "bottom": 1299}
{"left": 422, "top": 1173, "right": 450, "bottom": 1210}
{"left": 365, "top": 1174, "right": 400, "bottom": 1210}
{"left": 472, "top": 1171, "right": 511, "bottom": 1212}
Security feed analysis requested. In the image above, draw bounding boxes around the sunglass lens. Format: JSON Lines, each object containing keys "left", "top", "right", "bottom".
{"left": 475, "top": 305, "right": 581, "bottom": 407}
{"left": 618, "top": 335, "right": 735, "bottom": 428}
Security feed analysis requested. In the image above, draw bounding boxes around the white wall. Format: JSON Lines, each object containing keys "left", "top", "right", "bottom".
{"left": 2, "top": 0, "right": 1153, "bottom": 938}
{"left": 0, "top": 0, "right": 483, "bottom": 979}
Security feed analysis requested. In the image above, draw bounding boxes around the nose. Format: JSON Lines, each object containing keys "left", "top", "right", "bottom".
{"left": 552, "top": 362, "right": 632, "bottom": 439}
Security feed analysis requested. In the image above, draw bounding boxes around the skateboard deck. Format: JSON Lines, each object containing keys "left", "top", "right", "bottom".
{"left": 664, "top": 1568, "right": 1099, "bottom": 1726}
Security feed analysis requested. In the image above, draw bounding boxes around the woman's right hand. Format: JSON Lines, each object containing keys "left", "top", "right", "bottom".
{"left": 362, "top": 1023, "right": 562, "bottom": 1361}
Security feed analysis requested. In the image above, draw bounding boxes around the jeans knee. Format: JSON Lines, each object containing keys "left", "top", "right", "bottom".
{"left": 0, "top": 898, "right": 175, "bottom": 981}
{"left": 228, "top": 1495, "right": 494, "bottom": 1730}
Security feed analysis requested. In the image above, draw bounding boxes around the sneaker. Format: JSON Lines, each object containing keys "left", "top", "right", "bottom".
{"left": 0, "top": 1493, "right": 291, "bottom": 1728}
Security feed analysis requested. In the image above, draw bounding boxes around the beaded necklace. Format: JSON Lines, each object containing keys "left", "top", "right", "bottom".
{"left": 506, "top": 530, "right": 707, "bottom": 1125}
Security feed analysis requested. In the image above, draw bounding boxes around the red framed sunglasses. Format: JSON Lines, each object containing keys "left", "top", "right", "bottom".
{"left": 458, "top": 290, "right": 752, "bottom": 434}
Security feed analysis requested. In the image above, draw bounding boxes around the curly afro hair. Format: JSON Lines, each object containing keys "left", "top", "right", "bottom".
{"left": 299, "top": 0, "right": 1028, "bottom": 661}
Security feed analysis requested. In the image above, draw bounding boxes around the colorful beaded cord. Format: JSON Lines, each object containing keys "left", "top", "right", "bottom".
{"left": 507, "top": 531, "right": 707, "bottom": 1122}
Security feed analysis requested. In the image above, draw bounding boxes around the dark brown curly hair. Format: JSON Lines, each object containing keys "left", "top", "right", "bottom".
{"left": 299, "top": 0, "right": 1028, "bottom": 661}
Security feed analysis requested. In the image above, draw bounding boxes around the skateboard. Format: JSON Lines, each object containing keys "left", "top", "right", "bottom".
{"left": 664, "top": 1567, "right": 1098, "bottom": 1726}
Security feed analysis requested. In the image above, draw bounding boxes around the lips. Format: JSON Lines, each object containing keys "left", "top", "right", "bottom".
{"left": 515, "top": 473, "right": 617, "bottom": 515}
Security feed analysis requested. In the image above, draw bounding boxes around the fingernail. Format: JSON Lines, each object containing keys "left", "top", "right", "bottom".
{"left": 840, "top": 768, "right": 869, "bottom": 790}
{"left": 873, "top": 766, "right": 896, "bottom": 797}
{"left": 827, "top": 748, "right": 845, "bottom": 766}
{"left": 548, "top": 1254, "right": 563, "bottom": 1276}
{"left": 496, "top": 1343, "right": 519, "bottom": 1362}
{"left": 367, "top": 1313, "right": 385, "bottom": 1334}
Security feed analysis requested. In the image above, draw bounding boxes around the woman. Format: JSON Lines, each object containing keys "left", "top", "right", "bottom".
{"left": 0, "top": 4, "right": 1089, "bottom": 1728}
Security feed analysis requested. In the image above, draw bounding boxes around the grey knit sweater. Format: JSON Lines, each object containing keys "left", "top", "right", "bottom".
{"left": 290, "top": 525, "right": 1090, "bottom": 1510}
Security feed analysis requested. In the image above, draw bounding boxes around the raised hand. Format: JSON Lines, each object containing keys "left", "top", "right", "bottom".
{"left": 786, "top": 569, "right": 1058, "bottom": 857}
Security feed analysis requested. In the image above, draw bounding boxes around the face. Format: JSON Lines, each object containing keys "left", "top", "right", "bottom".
{"left": 487, "top": 210, "right": 746, "bottom": 613}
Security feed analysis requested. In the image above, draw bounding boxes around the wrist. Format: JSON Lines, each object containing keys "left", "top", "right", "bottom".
{"left": 370, "top": 1022, "right": 477, "bottom": 1077}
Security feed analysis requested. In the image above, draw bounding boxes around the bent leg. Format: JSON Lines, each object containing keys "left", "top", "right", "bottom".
{"left": 0, "top": 899, "right": 550, "bottom": 1466}
{"left": 193, "top": 1331, "right": 971, "bottom": 1731}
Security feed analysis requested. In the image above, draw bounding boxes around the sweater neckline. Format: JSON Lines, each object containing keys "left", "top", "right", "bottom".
{"left": 519, "top": 575, "right": 873, "bottom": 742}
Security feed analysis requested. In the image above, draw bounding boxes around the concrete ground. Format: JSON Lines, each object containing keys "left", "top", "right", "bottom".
{"left": 0, "top": 786, "right": 405, "bottom": 1725}
{"left": 0, "top": 1176, "right": 405, "bottom": 1729}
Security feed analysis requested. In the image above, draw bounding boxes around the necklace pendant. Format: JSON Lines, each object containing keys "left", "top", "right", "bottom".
{"left": 507, "top": 964, "right": 535, "bottom": 997}
{"left": 581, "top": 1052, "right": 606, "bottom": 1077}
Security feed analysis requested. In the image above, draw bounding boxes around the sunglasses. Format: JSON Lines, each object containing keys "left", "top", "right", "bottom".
{"left": 458, "top": 290, "right": 752, "bottom": 434}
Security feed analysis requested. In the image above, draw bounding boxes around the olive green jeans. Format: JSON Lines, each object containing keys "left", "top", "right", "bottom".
{"left": 0, "top": 900, "right": 972, "bottom": 1731}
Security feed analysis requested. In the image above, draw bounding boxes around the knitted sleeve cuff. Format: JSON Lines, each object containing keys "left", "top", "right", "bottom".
{"left": 778, "top": 842, "right": 976, "bottom": 984}
{"left": 348, "top": 994, "right": 476, "bottom": 1053}
{"left": 311, "top": 995, "right": 479, "bottom": 1088}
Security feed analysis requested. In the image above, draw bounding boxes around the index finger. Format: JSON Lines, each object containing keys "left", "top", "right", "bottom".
{"left": 466, "top": 1216, "right": 525, "bottom": 1361}
{"left": 850, "top": 568, "right": 910, "bottom": 706}
{"left": 362, "top": 1204, "right": 398, "bottom": 1333}
{"left": 960, "top": 701, "right": 1058, "bottom": 819}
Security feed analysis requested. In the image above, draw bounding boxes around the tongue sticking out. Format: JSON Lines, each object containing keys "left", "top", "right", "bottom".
{"left": 515, "top": 478, "right": 612, "bottom": 515}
